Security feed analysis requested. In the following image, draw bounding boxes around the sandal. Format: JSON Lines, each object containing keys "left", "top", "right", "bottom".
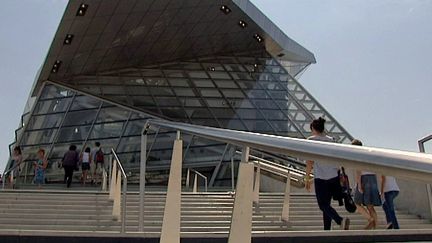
{"left": 364, "top": 218, "right": 375, "bottom": 230}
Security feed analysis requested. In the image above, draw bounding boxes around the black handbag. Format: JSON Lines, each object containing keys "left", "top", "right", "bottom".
{"left": 339, "top": 167, "right": 357, "bottom": 213}
{"left": 343, "top": 193, "right": 357, "bottom": 213}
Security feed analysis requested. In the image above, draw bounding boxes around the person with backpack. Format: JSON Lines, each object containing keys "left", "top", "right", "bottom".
{"left": 92, "top": 142, "right": 104, "bottom": 184}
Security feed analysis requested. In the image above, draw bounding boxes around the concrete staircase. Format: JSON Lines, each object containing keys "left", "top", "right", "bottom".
{"left": 0, "top": 190, "right": 431, "bottom": 234}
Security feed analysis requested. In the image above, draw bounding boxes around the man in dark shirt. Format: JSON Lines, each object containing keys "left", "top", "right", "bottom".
{"left": 62, "top": 145, "right": 79, "bottom": 188}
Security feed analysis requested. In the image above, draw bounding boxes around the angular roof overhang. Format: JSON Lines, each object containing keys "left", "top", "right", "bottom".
{"left": 33, "top": 0, "right": 316, "bottom": 96}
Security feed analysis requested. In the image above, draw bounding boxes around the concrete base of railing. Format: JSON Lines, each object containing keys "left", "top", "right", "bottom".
{"left": 1, "top": 230, "right": 432, "bottom": 243}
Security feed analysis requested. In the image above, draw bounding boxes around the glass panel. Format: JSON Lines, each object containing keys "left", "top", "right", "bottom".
{"left": 33, "top": 98, "right": 72, "bottom": 115}
{"left": 57, "top": 126, "right": 91, "bottom": 143}
{"left": 124, "top": 120, "right": 146, "bottom": 136}
{"left": 117, "top": 136, "right": 141, "bottom": 153}
{"left": 96, "top": 107, "right": 129, "bottom": 123}
{"left": 64, "top": 110, "right": 98, "bottom": 126}
{"left": 27, "top": 114, "right": 63, "bottom": 130}
{"left": 21, "top": 129, "right": 58, "bottom": 145}
{"left": 90, "top": 122, "right": 125, "bottom": 139}
{"left": 40, "top": 85, "right": 73, "bottom": 99}
{"left": 70, "top": 96, "right": 102, "bottom": 110}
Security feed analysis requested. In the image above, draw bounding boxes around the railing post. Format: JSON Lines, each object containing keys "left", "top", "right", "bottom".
{"left": 160, "top": 131, "right": 183, "bottom": 243}
{"left": 121, "top": 177, "right": 127, "bottom": 233}
{"left": 109, "top": 158, "right": 117, "bottom": 201}
{"left": 231, "top": 157, "right": 235, "bottom": 192}
{"left": 253, "top": 162, "right": 260, "bottom": 205}
{"left": 102, "top": 168, "right": 107, "bottom": 191}
{"left": 193, "top": 173, "right": 198, "bottom": 193}
{"left": 113, "top": 171, "right": 121, "bottom": 220}
{"left": 281, "top": 170, "right": 291, "bottom": 222}
{"left": 186, "top": 168, "right": 190, "bottom": 188}
{"left": 228, "top": 146, "right": 254, "bottom": 243}
{"left": 139, "top": 126, "right": 148, "bottom": 232}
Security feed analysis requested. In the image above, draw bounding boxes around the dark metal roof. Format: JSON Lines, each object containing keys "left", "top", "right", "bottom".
{"left": 34, "top": 0, "right": 315, "bottom": 95}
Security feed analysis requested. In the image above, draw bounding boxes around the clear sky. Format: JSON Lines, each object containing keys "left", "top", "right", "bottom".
{"left": 0, "top": 0, "right": 431, "bottom": 172}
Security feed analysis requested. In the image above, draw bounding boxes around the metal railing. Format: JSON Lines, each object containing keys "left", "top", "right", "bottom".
{"left": 146, "top": 119, "right": 432, "bottom": 182}
{"left": 108, "top": 148, "right": 127, "bottom": 233}
{"left": 141, "top": 119, "right": 432, "bottom": 243}
{"left": 186, "top": 168, "right": 208, "bottom": 193}
{"left": 419, "top": 134, "right": 432, "bottom": 221}
{"left": 235, "top": 150, "right": 307, "bottom": 187}
{"left": 2, "top": 161, "right": 32, "bottom": 189}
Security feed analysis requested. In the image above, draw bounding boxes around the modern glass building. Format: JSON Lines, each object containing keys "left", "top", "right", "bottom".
{"left": 7, "top": 0, "right": 352, "bottom": 185}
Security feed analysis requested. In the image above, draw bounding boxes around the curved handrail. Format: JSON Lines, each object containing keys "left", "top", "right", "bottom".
{"left": 147, "top": 119, "right": 432, "bottom": 183}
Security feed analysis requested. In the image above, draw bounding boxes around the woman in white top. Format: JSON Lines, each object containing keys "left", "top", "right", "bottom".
{"left": 305, "top": 117, "right": 350, "bottom": 230}
{"left": 80, "top": 147, "right": 92, "bottom": 185}
{"left": 381, "top": 176, "right": 400, "bottom": 229}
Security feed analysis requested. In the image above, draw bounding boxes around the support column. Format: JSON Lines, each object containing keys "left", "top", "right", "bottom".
{"left": 109, "top": 160, "right": 117, "bottom": 201}
{"left": 253, "top": 162, "right": 260, "bottom": 204}
{"left": 228, "top": 147, "right": 254, "bottom": 243}
{"left": 281, "top": 170, "right": 291, "bottom": 222}
{"left": 139, "top": 127, "right": 148, "bottom": 232}
{"left": 160, "top": 131, "right": 183, "bottom": 243}
{"left": 193, "top": 173, "right": 198, "bottom": 193}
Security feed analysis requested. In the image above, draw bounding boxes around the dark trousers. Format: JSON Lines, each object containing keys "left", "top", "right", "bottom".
{"left": 314, "top": 176, "right": 343, "bottom": 230}
{"left": 64, "top": 165, "right": 75, "bottom": 188}
{"left": 383, "top": 191, "right": 400, "bottom": 229}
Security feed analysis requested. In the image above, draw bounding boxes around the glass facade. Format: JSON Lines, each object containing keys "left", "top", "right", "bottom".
{"left": 8, "top": 51, "right": 353, "bottom": 185}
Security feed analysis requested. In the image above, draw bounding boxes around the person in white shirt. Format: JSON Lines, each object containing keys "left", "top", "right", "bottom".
{"left": 381, "top": 176, "right": 400, "bottom": 229}
{"left": 305, "top": 117, "right": 350, "bottom": 230}
{"left": 80, "top": 147, "right": 92, "bottom": 185}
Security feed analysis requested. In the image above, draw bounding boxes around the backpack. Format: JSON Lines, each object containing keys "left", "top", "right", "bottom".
{"left": 339, "top": 167, "right": 357, "bottom": 213}
{"left": 95, "top": 149, "right": 104, "bottom": 164}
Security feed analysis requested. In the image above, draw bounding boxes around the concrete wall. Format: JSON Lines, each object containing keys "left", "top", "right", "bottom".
{"left": 395, "top": 179, "right": 432, "bottom": 220}
{"left": 260, "top": 173, "right": 307, "bottom": 194}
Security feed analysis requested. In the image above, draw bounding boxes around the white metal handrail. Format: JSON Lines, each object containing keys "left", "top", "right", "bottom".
{"left": 109, "top": 148, "right": 127, "bottom": 233}
{"left": 147, "top": 119, "right": 432, "bottom": 183}
{"left": 186, "top": 168, "right": 208, "bottom": 193}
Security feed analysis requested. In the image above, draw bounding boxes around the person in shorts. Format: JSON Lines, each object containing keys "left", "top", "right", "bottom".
{"left": 80, "top": 147, "right": 92, "bottom": 185}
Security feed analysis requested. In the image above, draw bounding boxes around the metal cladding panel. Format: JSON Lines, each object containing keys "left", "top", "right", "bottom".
{"left": 35, "top": 0, "right": 315, "bottom": 94}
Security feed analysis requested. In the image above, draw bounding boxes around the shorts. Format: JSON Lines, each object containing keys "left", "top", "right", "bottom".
{"left": 82, "top": 163, "right": 90, "bottom": 171}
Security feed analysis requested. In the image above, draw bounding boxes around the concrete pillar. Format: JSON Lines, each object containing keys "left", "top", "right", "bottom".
{"left": 139, "top": 131, "right": 147, "bottom": 232}
{"left": 253, "top": 163, "right": 260, "bottom": 204}
{"left": 281, "top": 171, "right": 291, "bottom": 222}
{"left": 160, "top": 135, "right": 183, "bottom": 243}
{"left": 228, "top": 147, "right": 254, "bottom": 243}
{"left": 109, "top": 160, "right": 117, "bottom": 201}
